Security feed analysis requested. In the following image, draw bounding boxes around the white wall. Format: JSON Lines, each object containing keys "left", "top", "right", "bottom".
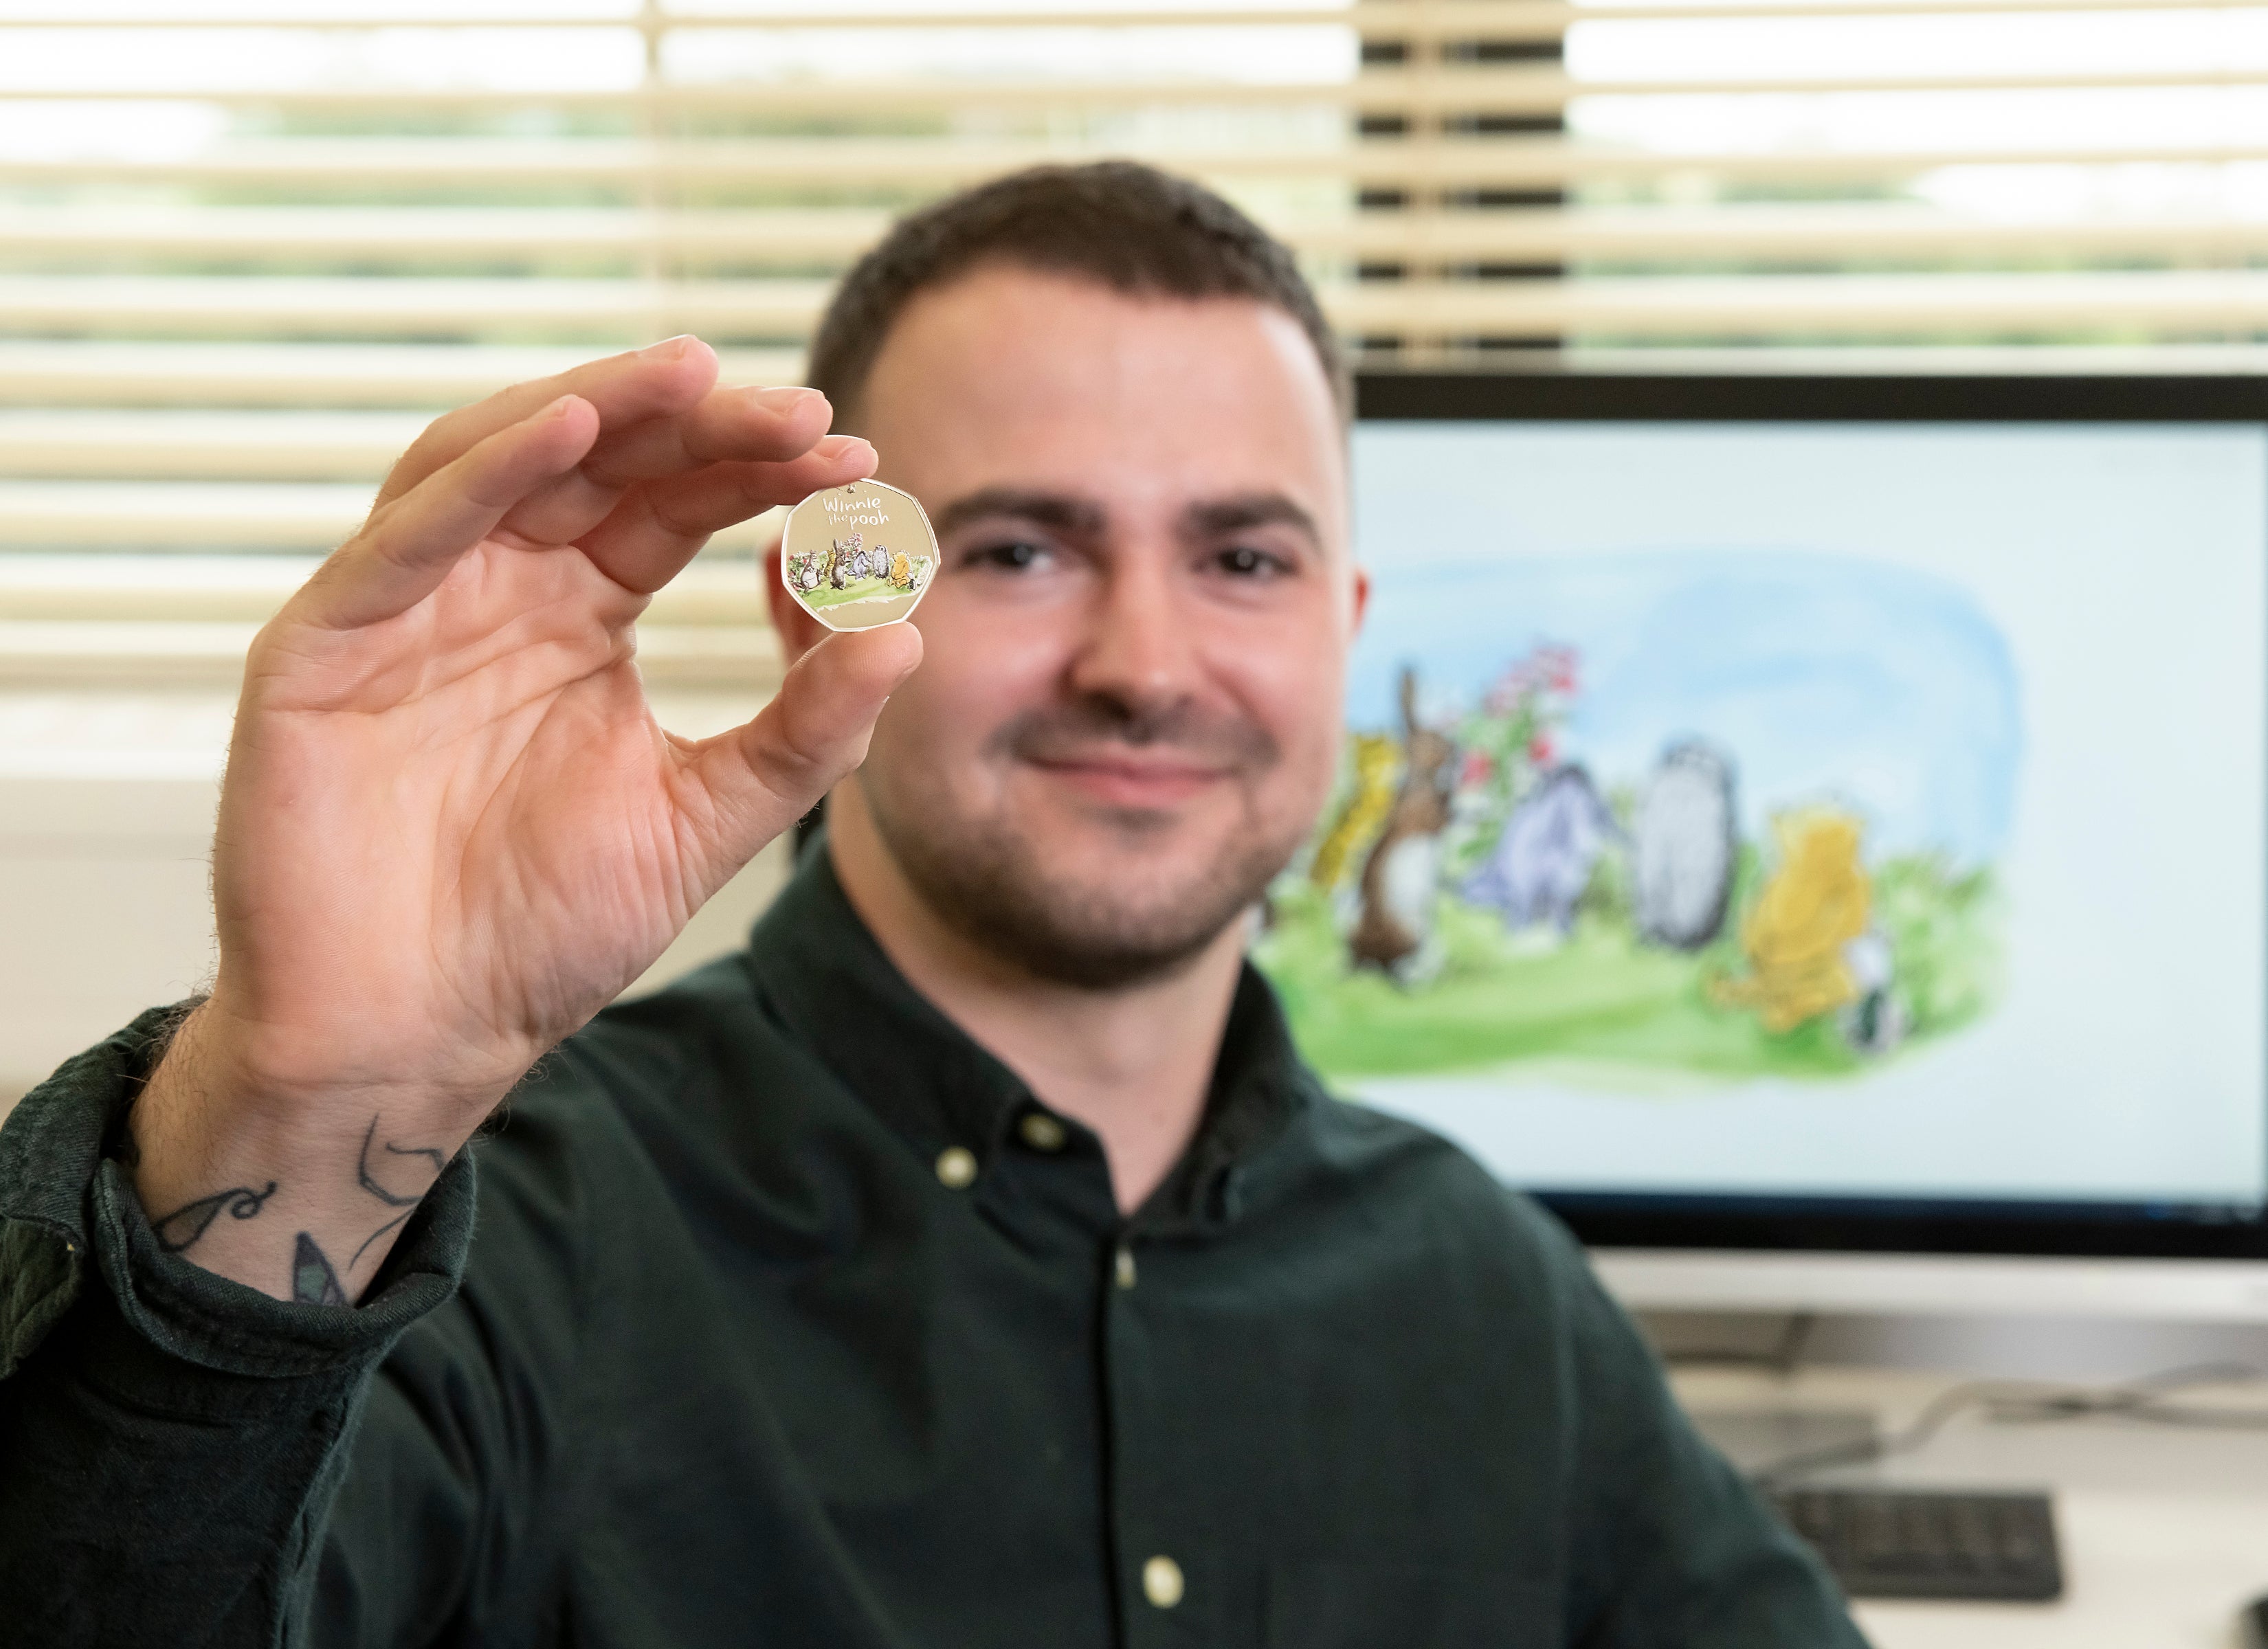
{"left": 0, "top": 691, "right": 788, "bottom": 1107}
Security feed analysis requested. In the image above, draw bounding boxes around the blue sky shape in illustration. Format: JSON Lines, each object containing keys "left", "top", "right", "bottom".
{"left": 1344, "top": 550, "right": 2023, "bottom": 866}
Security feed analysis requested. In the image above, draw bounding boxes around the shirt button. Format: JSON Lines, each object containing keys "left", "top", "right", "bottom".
{"left": 1114, "top": 1245, "right": 1137, "bottom": 1290}
{"left": 1017, "top": 1111, "right": 1067, "bottom": 1152}
{"left": 934, "top": 1146, "right": 977, "bottom": 1189}
{"left": 1142, "top": 1554, "right": 1184, "bottom": 1609}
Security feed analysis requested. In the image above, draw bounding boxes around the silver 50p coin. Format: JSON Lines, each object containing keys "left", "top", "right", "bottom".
{"left": 779, "top": 479, "right": 937, "bottom": 632}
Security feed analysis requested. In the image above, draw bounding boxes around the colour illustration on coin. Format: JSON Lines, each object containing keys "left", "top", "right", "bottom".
{"left": 779, "top": 479, "right": 938, "bottom": 632}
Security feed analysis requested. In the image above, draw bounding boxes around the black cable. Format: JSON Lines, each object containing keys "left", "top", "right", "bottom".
{"left": 1985, "top": 1360, "right": 2268, "bottom": 1433}
{"left": 1746, "top": 1360, "right": 2268, "bottom": 1489}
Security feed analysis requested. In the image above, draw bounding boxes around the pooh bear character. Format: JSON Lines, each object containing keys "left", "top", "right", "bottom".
{"left": 1711, "top": 807, "right": 1871, "bottom": 1034}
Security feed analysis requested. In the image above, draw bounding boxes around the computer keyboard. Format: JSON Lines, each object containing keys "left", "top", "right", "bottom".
{"left": 1768, "top": 1485, "right": 2064, "bottom": 1602}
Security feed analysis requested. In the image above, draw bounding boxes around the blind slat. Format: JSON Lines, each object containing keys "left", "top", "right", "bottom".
{"left": 8, "top": 139, "right": 2259, "bottom": 191}
{"left": 0, "top": 554, "right": 764, "bottom": 623}
{"left": 0, "top": 480, "right": 773, "bottom": 550}
{"left": 24, "top": 270, "right": 2268, "bottom": 343}
{"left": 0, "top": 343, "right": 807, "bottom": 408}
{"left": 3, "top": 1, "right": 2261, "bottom": 28}
{"left": 0, "top": 622, "right": 776, "bottom": 687}
{"left": 0, "top": 69, "right": 1573, "bottom": 116}
{"left": 0, "top": 412, "right": 425, "bottom": 480}
{"left": 15, "top": 204, "right": 2268, "bottom": 263}
{"left": 0, "top": 276, "right": 832, "bottom": 337}
{"left": 1335, "top": 269, "right": 2268, "bottom": 335}
{"left": 21, "top": 65, "right": 2268, "bottom": 113}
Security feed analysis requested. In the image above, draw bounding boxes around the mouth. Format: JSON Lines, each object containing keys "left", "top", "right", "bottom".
{"left": 1023, "top": 751, "right": 1234, "bottom": 811}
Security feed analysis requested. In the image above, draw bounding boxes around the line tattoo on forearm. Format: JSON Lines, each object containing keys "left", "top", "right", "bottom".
{"left": 151, "top": 1181, "right": 277, "bottom": 1253}
{"left": 346, "top": 1114, "right": 447, "bottom": 1272}
{"left": 358, "top": 1115, "right": 444, "bottom": 1204}
{"left": 292, "top": 1232, "right": 348, "bottom": 1307}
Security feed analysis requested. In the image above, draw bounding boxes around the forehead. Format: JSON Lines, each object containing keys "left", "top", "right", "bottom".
{"left": 851, "top": 265, "right": 1348, "bottom": 533}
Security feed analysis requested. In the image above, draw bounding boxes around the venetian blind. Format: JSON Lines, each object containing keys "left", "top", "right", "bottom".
{"left": 4, "top": 0, "right": 2267, "bottom": 680}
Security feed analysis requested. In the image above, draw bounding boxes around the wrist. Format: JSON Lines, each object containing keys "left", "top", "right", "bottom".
{"left": 155, "top": 986, "right": 526, "bottom": 1131}
{"left": 127, "top": 1004, "right": 474, "bottom": 1305}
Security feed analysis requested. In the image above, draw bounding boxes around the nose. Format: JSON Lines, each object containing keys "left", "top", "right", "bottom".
{"left": 1064, "top": 541, "right": 1201, "bottom": 724}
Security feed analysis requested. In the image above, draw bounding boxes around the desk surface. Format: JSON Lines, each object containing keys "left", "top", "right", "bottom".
{"left": 1667, "top": 1363, "right": 2268, "bottom": 1649}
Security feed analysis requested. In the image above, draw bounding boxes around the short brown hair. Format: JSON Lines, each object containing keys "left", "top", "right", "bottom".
{"left": 807, "top": 160, "right": 1347, "bottom": 425}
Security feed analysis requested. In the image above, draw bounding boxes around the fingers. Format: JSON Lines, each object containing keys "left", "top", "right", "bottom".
{"left": 493, "top": 383, "right": 841, "bottom": 553}
{"left": 684, "top": 624, "right": 924, "bottom": 879}
{"left": 588, "top": 384, "right": 831, "bottom": 484}
{"left": 374, "top": 336, "right": 720, "bottom": 509}
{"left": 576, "top": 435, "right": 877, "bottom": 594}
{"left": 298, "top": 395, "right": 601, "bottom": 630}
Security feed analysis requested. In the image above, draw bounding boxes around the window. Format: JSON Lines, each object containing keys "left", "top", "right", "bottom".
{"left": 3, "top": 0, "right": 2263, "bottom": 668}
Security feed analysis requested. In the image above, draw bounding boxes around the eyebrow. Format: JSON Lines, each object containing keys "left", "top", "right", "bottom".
{"left": 930, "top": 487, "right": 1107, "bottom": 541}
{"left": 931, "top": 485, "right": 1324, "bottom": 552}
{"left": 1179, "top": 492, "right": 1322, "bottom": 549}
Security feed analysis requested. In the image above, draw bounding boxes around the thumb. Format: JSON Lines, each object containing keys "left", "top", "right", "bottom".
{"left": 684, "top": 623, "right": 923, "bottom": 879}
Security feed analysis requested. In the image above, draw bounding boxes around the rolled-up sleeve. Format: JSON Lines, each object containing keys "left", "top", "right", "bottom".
{"left": 0, "top": 1007, "right": 477, "bottom": 1644}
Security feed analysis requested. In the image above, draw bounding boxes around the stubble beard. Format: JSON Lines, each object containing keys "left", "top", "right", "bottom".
{"left": 863, "top": 703, "right": 1309, "bottom": 991}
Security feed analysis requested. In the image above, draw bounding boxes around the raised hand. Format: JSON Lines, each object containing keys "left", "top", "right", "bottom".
{"left": 129, "top": 337, "right": 921, "bottom": 1304}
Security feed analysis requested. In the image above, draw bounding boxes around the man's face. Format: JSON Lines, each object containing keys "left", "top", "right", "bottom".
{"left": 845, "top": 263, "right": 1364, "bottom": 989}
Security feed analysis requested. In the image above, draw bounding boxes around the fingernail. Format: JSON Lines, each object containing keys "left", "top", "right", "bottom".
{"left": 816, "top": 435, "right": 874, "bottom": 463}
{"left": 542, "top": 394, "right": 578, "bottom": 418}
{"left": 640, "top": 334, "right": 695, "bottom": 360}
{"left": 754, "top": 385, "right": 823, "bottom": 416}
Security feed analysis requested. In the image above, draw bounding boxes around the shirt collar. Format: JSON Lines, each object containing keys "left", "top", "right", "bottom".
{"left": 739, "top": 836, "right": 1309, "bottom": 1235}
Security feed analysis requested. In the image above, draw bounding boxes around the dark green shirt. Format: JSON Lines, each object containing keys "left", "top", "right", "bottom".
{"left": 0, "top": 847, "right": 1864, "bottom": 1647}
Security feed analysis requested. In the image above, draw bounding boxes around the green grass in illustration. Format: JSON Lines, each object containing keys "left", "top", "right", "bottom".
{"left": 801, "top": 576, "right": 906, "bottom": 610}
{"left": 1254, "top": 851, "right": 2000, "bottom": 1087}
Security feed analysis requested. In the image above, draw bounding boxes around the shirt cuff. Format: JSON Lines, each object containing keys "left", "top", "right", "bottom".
{"left": 0, "top": 1004, "right": 475, "bottom": 1384}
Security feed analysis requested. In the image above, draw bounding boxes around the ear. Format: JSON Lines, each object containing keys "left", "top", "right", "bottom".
{"left": 762, "top": 532, "right": 828, "bottom": 665}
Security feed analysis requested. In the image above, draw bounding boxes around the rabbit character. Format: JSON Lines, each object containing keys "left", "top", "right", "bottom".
{"left": 1350, "top": 668, "right": 1456, "bottom": 983}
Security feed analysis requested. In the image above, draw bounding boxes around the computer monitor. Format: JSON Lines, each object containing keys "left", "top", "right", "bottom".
{"left": 1259, "top": 374, "right": 2268, "bottom": 1319}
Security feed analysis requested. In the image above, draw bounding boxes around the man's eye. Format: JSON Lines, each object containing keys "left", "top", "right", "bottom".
{"left": 972, "top": 539, "right": 1048, "bottom": 571}
{"left": 1216, "top": 545, "right": 1287, "bottom": 579}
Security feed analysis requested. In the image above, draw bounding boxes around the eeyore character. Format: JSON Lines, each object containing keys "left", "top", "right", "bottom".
{"left": 1632, "top": 739, "right": 1737, "bottom": 951}
{"left": 1462, "top": 765, "right": 1618, "bottom": 934}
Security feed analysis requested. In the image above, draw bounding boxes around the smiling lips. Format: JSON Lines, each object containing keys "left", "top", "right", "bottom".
{"left": 1025, "top": 750, "right": 1234, "bottom": 810}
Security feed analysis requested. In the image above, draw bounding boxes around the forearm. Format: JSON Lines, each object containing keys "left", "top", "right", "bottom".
{"left": 0, "top": 1009, "right": 479, "bottom": 1644}
{"left": 128, "top": 1001, "right": 480, "bottom": 1306}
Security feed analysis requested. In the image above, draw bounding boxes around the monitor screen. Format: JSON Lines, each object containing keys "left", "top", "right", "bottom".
{"left": 1257, "top": 377, "right": 2268, "bottom": 1258}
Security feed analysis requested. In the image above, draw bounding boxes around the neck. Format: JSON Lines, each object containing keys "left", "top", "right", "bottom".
{"left": 825, "top": 782, "right": 1245, "bottom": 1215}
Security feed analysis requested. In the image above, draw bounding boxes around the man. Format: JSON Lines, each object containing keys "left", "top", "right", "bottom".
{"left": 0, "top": 163, "right": 1865, "bottom": 1646}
